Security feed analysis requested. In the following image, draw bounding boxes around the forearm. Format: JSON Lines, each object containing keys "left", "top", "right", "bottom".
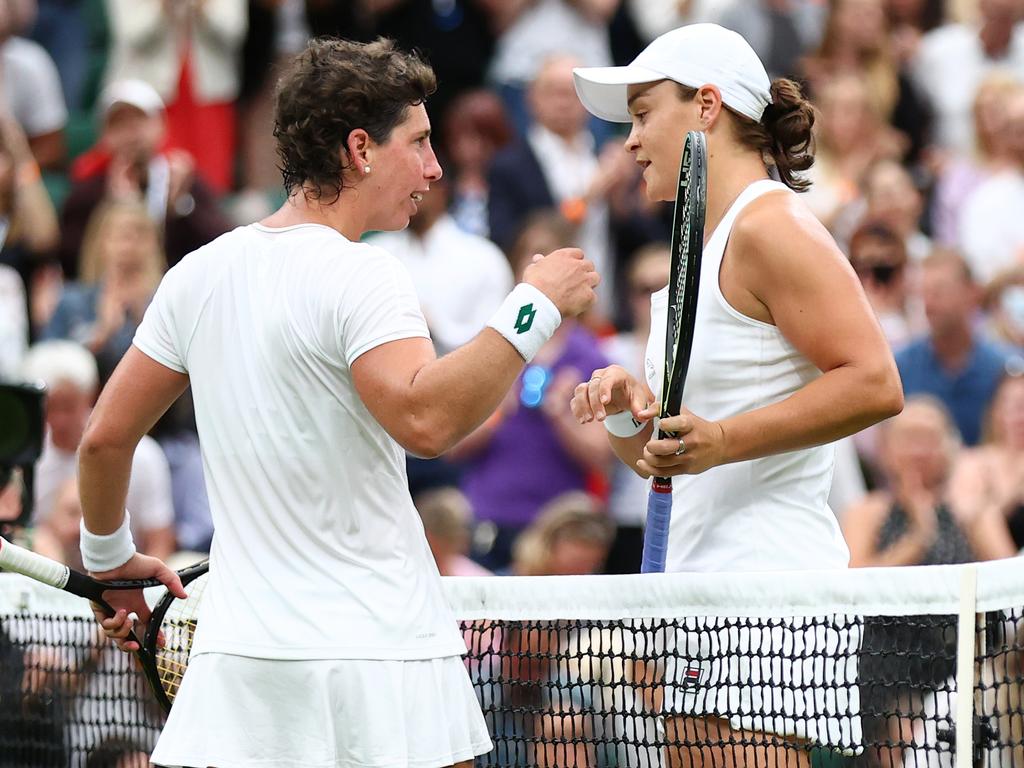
{"left": 719, "top": 364, "right": 901, "bottom": 465}
{"left": 13, "top": 168, "right": 59, "bottom": 253}
{"left": 405, "top": 330, "right": 526, "bottom": 455}
{"left": 609, "top": 423, "right": 655, "bottom": 478}
{"left": 78, "top": 441, "right": 136, "bottom": 535}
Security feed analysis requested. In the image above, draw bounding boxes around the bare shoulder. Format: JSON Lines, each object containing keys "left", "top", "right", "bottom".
{"left": 729, "top": 189, "right": 843, "bottom": 264}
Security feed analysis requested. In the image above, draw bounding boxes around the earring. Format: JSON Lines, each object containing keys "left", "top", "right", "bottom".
{"left": 363, "top": 165, "right": 371, "bottom": 174}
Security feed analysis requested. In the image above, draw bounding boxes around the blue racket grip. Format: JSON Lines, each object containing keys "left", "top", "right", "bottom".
{"left": 641, "top": 482, "right": 673, "bottom": 573}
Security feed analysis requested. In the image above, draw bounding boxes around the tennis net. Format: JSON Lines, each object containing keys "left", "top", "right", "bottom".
{"left": 1, "top": 558, "right": 1022, "bottom": 767}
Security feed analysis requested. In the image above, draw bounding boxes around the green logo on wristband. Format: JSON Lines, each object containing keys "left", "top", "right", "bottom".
{"left": 515, "top": 304, "right": 536, "bottom": 334}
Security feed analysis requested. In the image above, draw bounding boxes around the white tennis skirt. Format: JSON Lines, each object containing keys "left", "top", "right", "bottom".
{"left": 151, "top": 653, "right": 493, "bottom": 768}
{"left": 662, "top": 615, "right": 863, "bottom": 755}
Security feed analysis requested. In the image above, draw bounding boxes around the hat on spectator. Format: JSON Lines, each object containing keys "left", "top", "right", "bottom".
{"left": 98, "top": 79, "right": 165, "bottom": 119}
{"left": 573, "top": 24, "right": 771, "bottom": 123}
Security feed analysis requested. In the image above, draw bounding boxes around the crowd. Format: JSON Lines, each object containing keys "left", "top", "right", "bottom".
{"left": 0, "top": 0, "right": 1023, "bottom": 591}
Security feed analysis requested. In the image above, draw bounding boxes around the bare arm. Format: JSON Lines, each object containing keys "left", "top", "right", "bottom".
{"left": 352, "top": 331, "right": 527, "bottom": 458}
{"left": 637, "top": 194, "right": 903, "bottom": 477}
{"left": 353, "top": 249, "right": 598, "bottom": 458}
{"left": 716, "top": 198, "right": 904, "bottom": 460}
{"left": 79, "top": 347, "right": 189, "bottom": 535}
{"left": 844, "top": 492, "right": 936, "bottom": 567}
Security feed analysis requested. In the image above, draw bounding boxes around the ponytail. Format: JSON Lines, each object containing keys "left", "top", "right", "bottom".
{"left": 675, "top": 79, "right": 817, "bottom": 191}
{"left": 760, "top": 79, "right": 816, "bottom": 191}
{"left": 728, "top": 78, "right": 816, "bottom": 192}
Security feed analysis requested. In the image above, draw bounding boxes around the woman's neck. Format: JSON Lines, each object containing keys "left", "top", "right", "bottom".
{"left": 704, "top": 145, "right": 772, "bottom": 241}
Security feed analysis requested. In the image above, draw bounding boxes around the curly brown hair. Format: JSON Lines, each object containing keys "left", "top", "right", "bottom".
{"left": 273, "top": 37, "right": 437, "bottom": 202}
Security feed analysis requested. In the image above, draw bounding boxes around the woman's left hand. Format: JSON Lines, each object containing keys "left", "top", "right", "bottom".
{"left": 636, "top": 407, "right": 727, "bottom": 477}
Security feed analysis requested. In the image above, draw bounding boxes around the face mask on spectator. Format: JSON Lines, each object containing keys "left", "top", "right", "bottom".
{"left": 1000, "top": 285, "right": 1024, "bottom": 333}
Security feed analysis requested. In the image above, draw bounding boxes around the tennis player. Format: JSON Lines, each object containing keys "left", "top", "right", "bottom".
{"left": 569, "top": 23, "right": 903, "bottom": 768}
{"left": 76, "top": 38, "right": 598, "bottom": 768}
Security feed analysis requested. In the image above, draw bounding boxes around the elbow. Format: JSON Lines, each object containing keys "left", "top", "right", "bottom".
{"left": 400, "top": 417, "right": 457, "bottom": 460}
{"left": 863, "top": 360, "right": 904, "bottom": 423}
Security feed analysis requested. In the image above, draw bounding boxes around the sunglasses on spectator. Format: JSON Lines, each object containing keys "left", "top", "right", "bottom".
{"left": 852, "top": 263, "right": 902, "bottom": 285}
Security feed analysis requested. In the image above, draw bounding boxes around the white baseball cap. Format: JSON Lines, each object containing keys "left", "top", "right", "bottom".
{"left": 98, "top": 79, "right": 165, "bottom": 120}
{"left": 573, "top": 24, "right": 772, "bottom": 123}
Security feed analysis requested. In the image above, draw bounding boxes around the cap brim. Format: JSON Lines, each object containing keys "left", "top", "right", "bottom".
{"left": 573, "top": 65, "right": 666, "bottom": 123}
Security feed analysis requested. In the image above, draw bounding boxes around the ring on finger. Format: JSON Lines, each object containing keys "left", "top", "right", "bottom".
{"left": 674, "top": 438, "right": 686, "bottom": 456}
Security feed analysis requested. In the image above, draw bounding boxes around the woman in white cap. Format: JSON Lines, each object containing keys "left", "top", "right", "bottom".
{"left": 570, "top": 23, "right": 904, "bottom": 767}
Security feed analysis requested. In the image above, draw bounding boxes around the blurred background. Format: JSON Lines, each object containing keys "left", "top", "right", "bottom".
{"left": 2, "top": 0, "right": 1024, "bottom": 583}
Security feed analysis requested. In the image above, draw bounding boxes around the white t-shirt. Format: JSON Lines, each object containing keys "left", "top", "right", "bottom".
{"left": 644, "top": 180, "right": 849, "bottom": 573}
{"left": 0, "top": 263, "right": 27, "bottom": 380}
{"left": 33, "top": 432, "right": 174, "bottom": 538}
{"left": 1, "top": 37, "right": 67, "bottom": 137}
{"left": 133, "top": 223, "right": 466, "bottom": 660}
{"left": 369, "top": 215, "right": 513, "bottom": 355}
{"left": 911, "top": 23, "right": 1024, "bottom": 153}
{"left": 958, "top": 169, "right": 1024, "bottom": 285}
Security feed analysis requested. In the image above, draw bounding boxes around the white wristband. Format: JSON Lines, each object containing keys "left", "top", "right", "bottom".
{"left": 487, "top": 283, "right": 561, "bottom": 362}
{"left": 80, "top": 512, "right": 136, "bottom": 573}
{"left": 603, "top": 410, "right": 649, "bottom": 438}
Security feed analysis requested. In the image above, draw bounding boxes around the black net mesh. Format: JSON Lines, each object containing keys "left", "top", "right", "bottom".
{"left": 0, "top": 578, "right": 1022, "bottom": 767}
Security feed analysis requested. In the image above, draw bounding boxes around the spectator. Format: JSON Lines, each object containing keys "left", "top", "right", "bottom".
{"left": 44, "top": 201, "right": 164, "bottom": 383}
{"left": 488, "top": 55, "right": 630, "bottom": 315}
{"left": 948, "top": 372, "right": 1024, "bottom": 555}
{"left": 486, "top": 0, "right": 617, "bottom": 138}
{"left": 801, "top": 73, "right": 903, "bottom": 230}
{"left": 0, "top": 0, "right": 65, "bottom": 170}
{"left": 600, "top": 242, "right": 669, "bottom": 573}
{"left": 625, "top": 0, "right": 736, "bottom": 41}
{"left": 957, "top": 86, "right": 1024, "bottom": 286}
{"left": 149, "top": 392, "right": 213, "bottom": 554}
{"left": 911, "top": 0, "right": 1024, "bottom": 154}
{"left": 0, "top": 112, "right": 60, "bottom": 340}
{"left": 895, "top": 250, "right": 1014, "bottom": 446}
{"left": 30, "top": 475, "right": 86, "bottom": 569}
{"left": 103, "top": 0, "right": 247, "bottom": 193}
{"left": 26, "top": 0, "right": 88, "bottom": 111}
{"left": 441, "top": 89, "right": 514, "bottom": 239}
{"left": 844, "top": 396, "right": 1011, "bottom": 768}
{"left": 718, "top": 0, "right": 825, "bottom": 79}
{"left": 366, "top": 0, "right": 501, "bottom": 131}
{"left": 860, "top": 158, "right": 932, "bottom": 261}
{"left": 414, "top": 486, "right": 491, "bottom": 577}
{"left": 18, "top": 340, "right": 177, "bottom": 560}
{"left": 85, "top": 738, "right": 151, "bottom": 768}
{"left": 368, "top": 173, "right": 514, "bottom": 356}
{"left": 983, "top": 266, "right": 1024, "bottom": 350}
{"left": 454, "top": 213, "right": 612, "bottom": 571}
{"left": 509, "top": 490, "right": 615, "bottom": 576}
{"left": 931, "top": 72, "right": 1023, "bottom": 248}
{"left": 843, "top": 396, "right": 1007, "bottom": 566}
{"left": 848, "top": 220, "right": 925, "bottom": 349}
{"left": 58, "top": 79, "right": 231, "bottom": 279}
{"left": 0, "top": 263, "right": 25, "bottom": 378}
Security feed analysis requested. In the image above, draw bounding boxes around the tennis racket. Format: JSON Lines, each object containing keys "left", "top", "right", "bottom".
{"left": 640, "top": 130, "right": 708, "bottom": 574}
{"left": 0, "top": 536, "right": 208, "bottom": 713}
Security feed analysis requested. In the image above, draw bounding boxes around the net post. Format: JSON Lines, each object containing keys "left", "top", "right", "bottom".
{"left": 954, "top": 563, "right": 978, "bottom": 768}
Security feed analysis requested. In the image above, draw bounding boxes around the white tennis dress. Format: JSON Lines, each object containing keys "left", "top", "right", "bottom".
{"left": 644, "top": 180, "right": 861, "bottom": 751}
{"left": 134, "top": 223, "right": 492, "bottom": 767}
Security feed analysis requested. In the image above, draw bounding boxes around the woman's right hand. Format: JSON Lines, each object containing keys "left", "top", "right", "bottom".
{"left": 570, "top": 364, "right": 652, "bottom": 424}
{"left": 523, "top": 248, "right": 599, "bottom": 318}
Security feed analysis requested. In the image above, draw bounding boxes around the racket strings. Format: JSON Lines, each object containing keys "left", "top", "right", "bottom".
{"left": 154, "top": 572, "right": 207, "bottom": 703}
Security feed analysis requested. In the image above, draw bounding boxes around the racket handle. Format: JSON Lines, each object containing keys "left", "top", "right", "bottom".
{"left": 0, "top": 537, "right": 71, "bottom": 589}
{"left": 641, "top": 482, "right": 673, "bottom": 573}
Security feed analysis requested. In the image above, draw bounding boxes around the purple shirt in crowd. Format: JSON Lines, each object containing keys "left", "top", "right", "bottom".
{"left": 461, "top": 324, "right": 609, "bottom": 527}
